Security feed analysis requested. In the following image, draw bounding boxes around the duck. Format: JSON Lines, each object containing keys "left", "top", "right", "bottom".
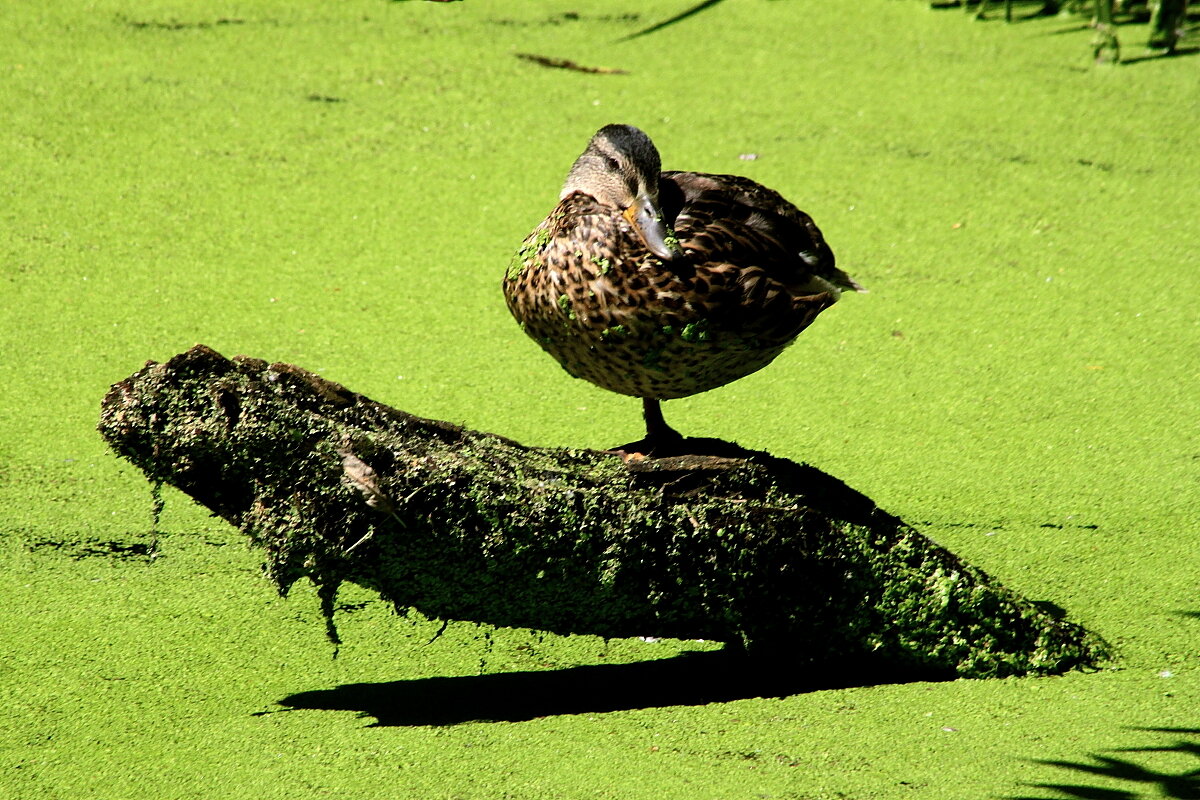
{"left": 503, "top": 124, "right": 863, "bottom": 454}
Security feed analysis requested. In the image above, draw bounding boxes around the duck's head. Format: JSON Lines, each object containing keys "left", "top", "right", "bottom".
{"left": 561, "top": 124, "right": 686, "bottom": 261}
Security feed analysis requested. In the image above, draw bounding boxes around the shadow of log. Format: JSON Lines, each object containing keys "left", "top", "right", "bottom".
{"left": 274, "top": 648, "right": 952, "bottom": 726}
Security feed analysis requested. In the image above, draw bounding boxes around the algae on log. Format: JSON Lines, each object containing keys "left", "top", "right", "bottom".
{"left": 98, "top": 345, "right": 1109, "bottom": 679}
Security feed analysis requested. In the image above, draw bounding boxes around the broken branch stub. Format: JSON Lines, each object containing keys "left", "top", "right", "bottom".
{"left": 98, "top": 345, "right": 1109, "bottom": 678}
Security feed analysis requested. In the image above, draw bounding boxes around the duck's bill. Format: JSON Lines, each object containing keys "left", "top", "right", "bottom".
{"left": 624, "top": 194, "right": 686, "bottom": 261}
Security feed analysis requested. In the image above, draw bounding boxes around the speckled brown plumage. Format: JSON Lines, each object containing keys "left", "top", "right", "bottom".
{"left": 502, "top": 125, "right": 861, "bottom": 441}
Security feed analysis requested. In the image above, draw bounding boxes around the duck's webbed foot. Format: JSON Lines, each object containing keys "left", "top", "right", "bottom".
{"left": 607, "top": 398, "right": 687, "bottom": 460}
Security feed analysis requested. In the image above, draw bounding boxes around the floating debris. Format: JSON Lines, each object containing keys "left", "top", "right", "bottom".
{"left": 515, "top": 53, "right": 628, "bottom": 75}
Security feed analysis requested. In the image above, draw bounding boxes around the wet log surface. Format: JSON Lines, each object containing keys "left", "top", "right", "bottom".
{"left": 98, "top": 345, "right": 1109, "bottom": 679}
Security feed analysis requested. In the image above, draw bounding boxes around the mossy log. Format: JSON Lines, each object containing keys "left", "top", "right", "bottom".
{"left": 98, "top": 345, "right": 1109, "bottom": 679}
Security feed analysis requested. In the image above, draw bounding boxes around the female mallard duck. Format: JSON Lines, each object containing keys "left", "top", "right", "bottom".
{"left": 503, "top": 124, "right": 862, "bottom": 453}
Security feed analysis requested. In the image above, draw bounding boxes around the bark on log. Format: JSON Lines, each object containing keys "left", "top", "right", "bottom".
{"left": 98, "top": 345, "right": 1109, "bottom": 679}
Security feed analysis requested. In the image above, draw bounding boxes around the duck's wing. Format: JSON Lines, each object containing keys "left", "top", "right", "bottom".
{"left": 660, "top": 171, "right": 864, "bottom": 295}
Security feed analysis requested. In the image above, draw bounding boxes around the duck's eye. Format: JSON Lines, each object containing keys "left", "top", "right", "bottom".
{"left": 602, "top": 155, "right": 621, "bottom": 172}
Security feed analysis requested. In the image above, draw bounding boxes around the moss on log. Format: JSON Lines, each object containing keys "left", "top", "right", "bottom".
{"left": 98, "top": 345, "right": 1109, "bottom": 679}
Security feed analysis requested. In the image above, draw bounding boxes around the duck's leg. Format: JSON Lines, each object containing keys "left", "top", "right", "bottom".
{"left": 607, "top": 399, "right": 685, "bottom": 459}
{"left": 643, "top": 398, "right": 683, "bottom": 444}
{"left": 607, "top": 399, "right": 684, "bottom": 459}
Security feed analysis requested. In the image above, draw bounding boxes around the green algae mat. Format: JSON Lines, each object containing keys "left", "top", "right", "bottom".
{"left": 2, "top": 1, "right": 1197, "bottom": 798}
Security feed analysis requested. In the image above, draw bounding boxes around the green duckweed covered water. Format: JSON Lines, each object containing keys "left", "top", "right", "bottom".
{"left": 2, "top": 1, "right": 1197, "bottom": 798}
